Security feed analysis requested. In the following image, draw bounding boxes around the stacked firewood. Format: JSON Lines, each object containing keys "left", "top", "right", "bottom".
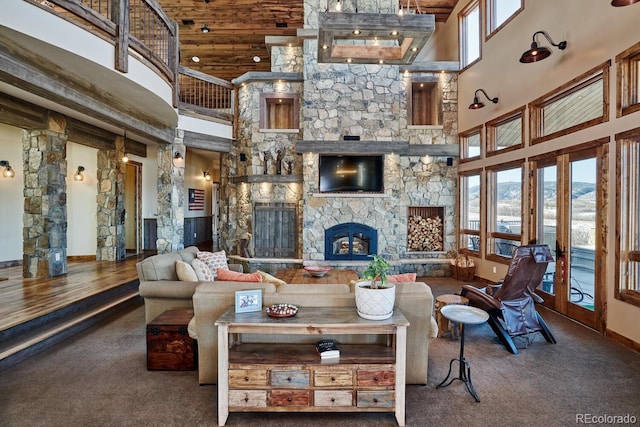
{"left": 407, "top": 215, "right": 444, "bottom": 251}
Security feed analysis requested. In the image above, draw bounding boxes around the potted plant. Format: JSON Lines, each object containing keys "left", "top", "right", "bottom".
{"left": 355, "top": 255, "right": 396, "bottom": 320}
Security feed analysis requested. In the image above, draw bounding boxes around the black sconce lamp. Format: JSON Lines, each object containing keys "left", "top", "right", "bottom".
{"left": 469, "top": 89, "right": 498, "bottom": 110}
{"left": 611, "top": 0, "right": 640, "bottom": 6}
{"left": 519, "top": 31, "right": 567, "bottom": 63}
{"left": 74, "top": 166, "right": 85, "bottom": 182}
{"left": 0, "top": 160, "right": 15, "bottom": 178}
{"left": 203, "top": 171, "right": 211, "bottom": 181}
{"left": 172, "top": 151, "right": 184, "bottom": 167}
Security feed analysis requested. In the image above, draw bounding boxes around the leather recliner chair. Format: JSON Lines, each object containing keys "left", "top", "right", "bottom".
{"left": 460, "top": 244, "right": 557, "bottom": 354}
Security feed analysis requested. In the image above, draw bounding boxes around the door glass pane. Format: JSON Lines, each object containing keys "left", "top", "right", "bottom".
{"left": 569, "top": 158, "right": 596, "bottom": 310}
{"left": 537, "top": 165, "right": 557, "bottom": 294}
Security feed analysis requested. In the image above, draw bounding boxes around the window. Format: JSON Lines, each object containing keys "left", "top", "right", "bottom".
{"left": 409, "top": 81, "right": 442, "bottom": 126}
{"left": 616, "top": 129, "right": 640, "bottom": 307}
{"left": 616, "top": 41, "right": 640, "bottom": 118}
{"left": 486, "top": 162, "right": 523, "bottom": 261}
{"left": 459, "top": 171, "right": 481, "bottom": 255}
{"left": 459, "top": 126, "right": 482, "bottom": 161}
{"left": 486, "top": 0, "right": 523, "bottom": 37}
{"left": 486, "top": 106, "right": 524, "bottom": 155}
{"left": 530, "top": 61, "right": 610, "bottom": 145}
{"left": 260, "top": 93, "right": 299, "bottom": 129}
{"left": 459, "top": 0, "right": 481, "bottom": 70}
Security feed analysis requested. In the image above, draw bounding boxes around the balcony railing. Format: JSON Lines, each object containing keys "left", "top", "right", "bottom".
{"left": 33, "top": 0, "right": 234, "bottom": 122}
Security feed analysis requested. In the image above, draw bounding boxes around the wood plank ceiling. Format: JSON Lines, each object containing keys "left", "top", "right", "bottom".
{"left": 156, "top": 0, "right": 459, "bottom": 83}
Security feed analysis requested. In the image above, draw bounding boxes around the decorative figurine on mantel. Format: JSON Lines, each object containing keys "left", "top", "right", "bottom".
{"left": 262, "top": 151, "right": 269, "bottom": 174}
{"left": 275, "top": 149, "right": 283, "bottom": 175}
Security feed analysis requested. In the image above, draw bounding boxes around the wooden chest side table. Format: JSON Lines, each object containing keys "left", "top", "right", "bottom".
{"left": 215, "top": 306, "right": 409, "bottom": 426}
{"left": 146, "top": 308, "right": 196, "bottom": 371}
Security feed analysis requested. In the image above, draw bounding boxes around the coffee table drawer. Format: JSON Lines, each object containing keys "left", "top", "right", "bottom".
{"left": 229, "top": 390, "right": 267, "bottom": 408}
{"left": 357, "top": 390, "right": 395, "bottom": 408}
{"left": 357, "top": 369, "right": 395, "bottom": 386}
{"left": 229, "top": 369, "right": 267, "bottom": 387}
{"left": 314, "top": 390, "right": 353, "bottom": 407}
{"left": 314, "top": 369, "right": 353, "bottom": 387}
{"left": 271, "top": 369, "right": 309, "bottom": 387}
{"left": 269, "top": 390, "right": 310, "bottom": 406}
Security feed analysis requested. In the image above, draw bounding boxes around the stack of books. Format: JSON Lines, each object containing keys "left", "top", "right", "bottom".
{"left": 315, "top": 339, "right": 340, "bottom": 360}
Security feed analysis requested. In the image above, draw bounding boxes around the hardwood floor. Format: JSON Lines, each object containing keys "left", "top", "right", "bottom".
{"left": 0, "top": 255, "right": 144, "bottom": 333}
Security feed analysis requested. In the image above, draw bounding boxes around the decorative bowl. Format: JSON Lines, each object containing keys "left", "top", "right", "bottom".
{"left": 304, "top": 265, "right": 332, "bottom": 277}
{"left": 266, "top": 303, "right": 299, "bottom": 318}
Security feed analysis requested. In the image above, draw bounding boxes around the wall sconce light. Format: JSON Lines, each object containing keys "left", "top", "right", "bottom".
{"left": 122, "top": 153, "right": 129, "bottom": 163}
{"left": 469, "top": 89, "right": 499, "bottom": 110}
{"left": 611, "top": 0, "right": 640, "bottom": 6}
{"left": 203, "top": 171, "right": 211, "bottom": 181}
{"left": 74, "top": 166, "right": 85, "bottom": 181}
{"left": 0, "top": 160, "right": 15, "bottom": 178}
{"left": 172, "top": 151, "right": 184, "bottom": 167}
{"left": 519, "top": 31, "right": 567, "bottom": 63}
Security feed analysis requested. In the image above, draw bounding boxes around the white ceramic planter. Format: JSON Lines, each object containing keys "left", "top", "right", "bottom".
{"left": 354, "top": 281, "right": 396, "bottom": 320}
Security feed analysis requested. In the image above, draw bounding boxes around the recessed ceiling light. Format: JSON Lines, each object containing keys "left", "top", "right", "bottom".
{"left": 346, "top": 58, "right": 353, "bottom": 63}
{"left": 321, "top": 45, "right": 329, "bottom": 50}
{"left": 352, "top": 29, "right": 361, "bottom": 35}
{"left": 192, "top": 56, "right": 200, "bottom": 63}
{"left": 410, "top": 47, "right": 418, "bottom": 52}
{"left": 379, "top": 59, "right": 384, "bottom": 64}
{"left": 390, "top": 30, "right": 399, "bottom": 36}
{"left": 253, "top": 56, "right": 261, "bottom": 62}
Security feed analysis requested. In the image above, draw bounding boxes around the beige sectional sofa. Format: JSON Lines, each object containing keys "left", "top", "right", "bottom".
{"left": 137, "top": 247, "right": 435, "bottom": 386}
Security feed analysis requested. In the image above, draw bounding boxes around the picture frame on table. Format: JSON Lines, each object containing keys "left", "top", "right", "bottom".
{"left": 235, "top": 289, "right": 262, "bottom": 313}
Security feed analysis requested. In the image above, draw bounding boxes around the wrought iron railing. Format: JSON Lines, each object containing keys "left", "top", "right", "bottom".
{"left": 32, "top": 0, "right": 234, "bottom": 121}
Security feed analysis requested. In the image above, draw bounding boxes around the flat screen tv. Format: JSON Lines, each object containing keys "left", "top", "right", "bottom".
{"left": 319, "top": 155, "right": 384, "bottom": 193}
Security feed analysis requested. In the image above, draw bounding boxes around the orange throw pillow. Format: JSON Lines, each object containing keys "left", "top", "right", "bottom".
{"left": 387, "top": 273, "right": 417, "bottom": 283}
{"left": 216, "top": 268, "right": 263, "bottom": 282}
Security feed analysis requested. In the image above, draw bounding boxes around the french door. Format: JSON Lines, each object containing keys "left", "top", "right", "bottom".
{"left": 531, "top": 143, "right": 607, "bottom": 330}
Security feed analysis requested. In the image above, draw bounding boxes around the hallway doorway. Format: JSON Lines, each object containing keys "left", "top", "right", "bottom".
{"left": 124, "top": 161, "right": 142, "bottom": 256}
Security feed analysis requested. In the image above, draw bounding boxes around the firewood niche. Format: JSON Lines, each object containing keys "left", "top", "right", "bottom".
{"left": 407, "top": 206, "right": 445, "bottom": 252}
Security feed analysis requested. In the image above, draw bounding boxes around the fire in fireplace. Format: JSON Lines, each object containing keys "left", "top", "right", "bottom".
{"left": 407, "top": 206, "right": 445, "bottom": 252}
{"left": 324, "top": 222, "right": 377, "bottom": 260}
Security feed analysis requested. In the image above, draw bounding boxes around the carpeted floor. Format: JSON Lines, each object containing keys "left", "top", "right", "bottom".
{"left": 1, "top": 279, "right": 639, "bottom": 427}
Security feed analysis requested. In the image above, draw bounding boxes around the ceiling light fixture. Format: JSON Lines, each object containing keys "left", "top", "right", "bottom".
{"left": 0, "top": 160, "right": 15, "bottom": 178}
{"left": 519, "top": 31, "right": 567, "bottom": 63}
{"left": 201, "top": 23, "right": 210, "bottom": 33}
{"left": 611, "top": 0, "right": 640, "bottom": 6}
{"left": 317, "top": 11, "right": 434, "bottom": 65}
{"left": 253, "top": 56, "right": 261, "bottom": 62}
{"left": 192, "top": 56, "right": 200, "bottom": 63}
{"left": 74, "top": 166, "right": 85, "bottom": 182}
{"left": 469, "top": 89, "right": 499, "bottom": 110}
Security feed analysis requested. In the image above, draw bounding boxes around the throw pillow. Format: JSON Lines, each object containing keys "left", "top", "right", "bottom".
{"left": 387, "top": 273, "right": 417, "bottom": 283}
{"left": 216, "top": 268, "right": 262, "bottom": 283}
{"left": 257, "top": 270, "right": 287, "bottom": 287}
{"left": 197, "top": 250, "right": 229, "bottom": 278}
{"left": 191, "top": 258, "right": 215, "bottom": 281}
{"left": 176, "top": 260, "right": 198, "bottom": 282}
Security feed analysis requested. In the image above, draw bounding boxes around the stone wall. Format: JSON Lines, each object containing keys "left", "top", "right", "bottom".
{"left": 22, "top": 115, "right": 68, "bottom": 277}
{"left": 96, "top": 136, "right": 126, "bottom": 261}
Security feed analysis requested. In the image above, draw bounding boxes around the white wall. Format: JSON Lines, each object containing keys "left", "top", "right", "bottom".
{"left": 0, "top": 124, "right": 23, "bottom": 263}
{"left": 448, "top": 0, "right": 640, "bottom": 343}
{"left": 66, "top": 143, "right": 98, "bottom": 256}
{"left": 184, "top": 152, "right": 214, "bottom": 218}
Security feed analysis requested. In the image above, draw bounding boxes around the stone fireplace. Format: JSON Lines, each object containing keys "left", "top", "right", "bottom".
{"left": 324, "top": 223, "right": 377, "bottom": 261}
{"left": 221, "top": 0, "right": 459, "bottom": 276}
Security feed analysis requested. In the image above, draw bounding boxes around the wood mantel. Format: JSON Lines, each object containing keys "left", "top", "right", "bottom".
{"left": 295, "top": 140, "right": 459, "bottom": 156}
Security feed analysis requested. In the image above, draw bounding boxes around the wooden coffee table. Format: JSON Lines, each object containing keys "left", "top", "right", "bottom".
{"left": 274, "top": 268, "right": 359, "bottom": 284}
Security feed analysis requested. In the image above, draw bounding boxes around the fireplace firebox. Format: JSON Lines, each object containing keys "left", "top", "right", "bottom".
{"left": 324, "top": 223, "right": 377, "bottom": 261}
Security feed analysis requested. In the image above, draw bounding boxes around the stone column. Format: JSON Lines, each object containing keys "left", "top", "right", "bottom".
{"left": 156, "top": 130, "right": 185, "bottom": 254}
{"left": 22, "top": 113, "right": 68, "bottom": 278}
{"left": 96, "top": 136, "right": 126, "bottom": 261}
